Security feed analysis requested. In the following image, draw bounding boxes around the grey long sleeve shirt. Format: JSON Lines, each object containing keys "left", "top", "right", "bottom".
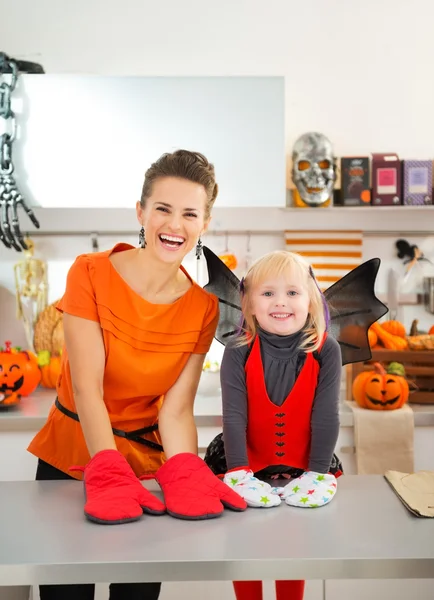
{"left": 220, "top": 327, "right": 342, "bottom": 474}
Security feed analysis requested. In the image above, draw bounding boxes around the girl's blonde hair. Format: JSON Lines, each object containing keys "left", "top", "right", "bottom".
{"left": 237, "top": 250, "right": 326, "bottom": 352}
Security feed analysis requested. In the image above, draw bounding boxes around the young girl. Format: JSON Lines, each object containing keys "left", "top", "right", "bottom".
{"left": 205, "top": 249, "right": 343, "bottom": 600}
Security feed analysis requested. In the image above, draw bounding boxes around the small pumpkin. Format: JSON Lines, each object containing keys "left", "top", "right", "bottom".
{"left": 352, "top": 362, "right": 409, "bottom": 410}
{"left": 429, "top": 325, "right": 434, "bottom": 335}
{"left": 37, "top": 351, "right": 62, "bottom": 389}
{"left": 339, "top": 324, "right": 366, "bottom": 349}
{"left": 381, "top": 320, "right": 406, "bottom": 338}
{"left": 0, "top": 341, "right": 41, "bottom": 400}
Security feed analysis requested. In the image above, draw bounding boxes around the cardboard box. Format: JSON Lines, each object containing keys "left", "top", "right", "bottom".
{"left": 340, "top": 157, "right": 371, "bottom": 206}
{"left": 402, "top": 160, "right": 433, "bottom": 205}
{"left": 372, "top": 153, "right": 401, "bottom": 206}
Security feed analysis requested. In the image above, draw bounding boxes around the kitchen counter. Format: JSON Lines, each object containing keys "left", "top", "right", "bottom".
{"left": 1, "top": 387, "right": 434, "bottom": 432}
{"left": 0, "top": 475, "right": 433, "bottom": 587}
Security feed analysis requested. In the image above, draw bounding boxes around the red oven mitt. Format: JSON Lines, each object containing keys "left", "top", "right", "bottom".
{"left": 70, "top": 449, "right": 166, "bottom": 524}
{"left": 155, "top": 452, "right": 247, "bottom": 519}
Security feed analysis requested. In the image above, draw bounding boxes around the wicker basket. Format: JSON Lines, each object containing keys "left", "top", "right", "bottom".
{"left": 33, "top": 301, "right": 64, "bottom": 356}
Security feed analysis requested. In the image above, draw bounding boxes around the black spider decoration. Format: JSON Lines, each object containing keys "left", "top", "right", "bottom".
{"left": 395, "top": 239, "right": 432, "bottom": 268}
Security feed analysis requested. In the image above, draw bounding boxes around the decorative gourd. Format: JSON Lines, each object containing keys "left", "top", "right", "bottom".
{"left": 409, "top": 319, "right": 419, "bottom": 336}
{"left": 33, "top": 301, "right": 64, "bottom": 356}
{"left": 38, "top": 351, "right": 62, "bottom": 389}
{"left": 0, "top": 341, "right": 41, "bottom": 400}
{"left": 352, "top": 362, "right": 409, "bottom": 410}
{"left": 428, "top": 325, "right": 434, "bottom": 335}
{"left": 381, "top": 320, "right": 406, "bottom": 338}
{"left": 387, "top": 361, "right": 406, "bottom": 377}
{"left": 407, "top": 334, "right": 434, "bottom": 350}
{"left": 368, "top": 328, "right": 377, "bottom": 348}
{"left": 370, "top": 322, "right": 408, "bottom": 350}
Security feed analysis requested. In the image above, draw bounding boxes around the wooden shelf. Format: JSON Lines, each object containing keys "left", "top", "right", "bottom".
{"left": 369, "top": 349, "right": 434, "bottom": 363}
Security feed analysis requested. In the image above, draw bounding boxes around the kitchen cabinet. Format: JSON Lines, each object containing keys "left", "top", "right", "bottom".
{"left": 16, "top": 76, "right": 285, "bottom": 211}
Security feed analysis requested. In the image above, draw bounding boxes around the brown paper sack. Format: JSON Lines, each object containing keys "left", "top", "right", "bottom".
{"left": 350, "top": 402, "right": 414, "bottom": 475}
{"left": 385, "top": 470, "right": 434, "bottom": 518}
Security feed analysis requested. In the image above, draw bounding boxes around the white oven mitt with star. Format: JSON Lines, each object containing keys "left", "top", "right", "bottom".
{"left": 273, "top": 471, "right": 337, "bottom": 508}
{"left": 223, "top": 468, "right": 281, "bottom": 508}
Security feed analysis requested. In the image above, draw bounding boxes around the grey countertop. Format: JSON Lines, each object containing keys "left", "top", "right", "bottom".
{"left": 0, "top": 475, "right": 433, "bottom": 586}
{"left": 1, "top": 384, "right": 434, "bottom": 433}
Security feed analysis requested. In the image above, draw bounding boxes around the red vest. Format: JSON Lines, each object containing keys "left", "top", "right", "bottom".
{"left": 245, "top": 334, "right": 326, "bottom": 473}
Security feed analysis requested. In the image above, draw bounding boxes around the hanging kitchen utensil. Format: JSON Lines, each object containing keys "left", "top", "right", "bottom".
{"left": 218, "top": 232, "right": 237, "bottom": 271}
{"left": 387, "top": 268, "right": 400, "bottom": 321}
{"left": 245, "top": 231, "right": 252, "bottom": 270}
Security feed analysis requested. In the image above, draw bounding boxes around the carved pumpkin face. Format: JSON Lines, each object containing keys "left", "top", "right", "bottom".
{"left": 364, "top": 373, "right": 407, "bottom": 409}
{"left": 0, "top": 341, "right": 41, "bottom": 404}
{"left": 352, "top": 362, "right": 409, "bottom": 411}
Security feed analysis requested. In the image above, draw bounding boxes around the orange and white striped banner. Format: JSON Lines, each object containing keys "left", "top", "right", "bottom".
{"left": 284, "top": 230, "right": 363, "bottom": 290}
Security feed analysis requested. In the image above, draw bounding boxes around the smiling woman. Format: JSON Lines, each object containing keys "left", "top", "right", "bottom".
{"left": 26, "top": 149, "right": 246, "bottom": 600}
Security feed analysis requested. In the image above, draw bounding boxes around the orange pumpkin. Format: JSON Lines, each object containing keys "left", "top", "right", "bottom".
{"left": 352, "top": 362, "right": 409, "bottom": 410}
{"left": 38, "top": 352, "right": 62, "bottom": 389}
{"left": 218, "top": 253, "right": 238, "bottom": 270}
{"left": 0, "top": 341, "right": 41, "bottom": 401}
{"left": 429, "top": 325, "right": 434, "bottom": 335}
{"left": 381, "top": 320, "right": 406, "bottom": 338}
{"left": 339, "top": 324, "right": 366, "bottom": 349}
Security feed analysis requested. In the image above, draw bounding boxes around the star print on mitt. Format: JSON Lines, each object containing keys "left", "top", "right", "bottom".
{"left": 223, "top": 468, "right": 281, "bottom": 508}
{"left": 275, "top": 471, "right": 337, "bottom": 508}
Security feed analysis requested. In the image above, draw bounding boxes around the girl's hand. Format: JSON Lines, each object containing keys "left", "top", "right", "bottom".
{"left": 223, "top": 468, "right": 281, "bottom": 508}
{"left": 275, "top": 471, "right": 337, "bottom": 508}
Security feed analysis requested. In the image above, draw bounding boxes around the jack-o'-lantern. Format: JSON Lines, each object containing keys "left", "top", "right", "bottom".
{"left": 352, "top": 362, "right": 409, "bottom": 410}
{"left": 0, "top": 341, "right": 41, "bottom": 405}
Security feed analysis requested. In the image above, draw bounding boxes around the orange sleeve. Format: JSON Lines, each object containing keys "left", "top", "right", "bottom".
{"left": 56, "top": 255, "right": 99, "bottom": 322}
{"left": 193, "top": 293, "right": 219, "bottom": 354}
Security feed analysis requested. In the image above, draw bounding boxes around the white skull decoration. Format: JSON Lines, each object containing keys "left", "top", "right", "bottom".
{"left": 291, "top": 132, "right": 336, "bottom": 206}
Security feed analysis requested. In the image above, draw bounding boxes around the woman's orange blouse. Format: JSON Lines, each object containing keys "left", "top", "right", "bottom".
{"left": 28, "top": 243, "right": 219, "bottom": 479}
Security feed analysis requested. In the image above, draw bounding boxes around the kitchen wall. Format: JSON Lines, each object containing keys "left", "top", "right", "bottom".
{"left": 2, "top": 231, "right": 432, "bottom": 369}
{"left": 3, "top": 1, "right": 434, "bottom": 159}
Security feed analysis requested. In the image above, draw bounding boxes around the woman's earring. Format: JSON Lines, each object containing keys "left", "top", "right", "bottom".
{"left": 139, "top": 226, "right": 146, "bottom": 249}
{"left": 195, "top": 237, "right": 203, "bottom": 260}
